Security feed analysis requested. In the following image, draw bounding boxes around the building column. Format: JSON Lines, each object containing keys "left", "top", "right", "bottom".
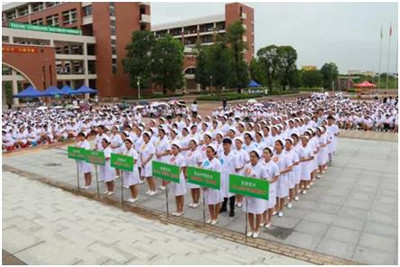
{"left": 11, "top": 70, "right": 19, "bottom": 106}
{"left": 83, "top": 42, "right": 89, "bottom": 100}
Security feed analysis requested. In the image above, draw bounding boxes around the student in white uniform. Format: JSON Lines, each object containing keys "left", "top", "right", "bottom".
{"left": 167, "top": 143, "right": 188, "bottom": 216}
{"left": 233, "top": 136, "right": 250, "bottom": 207}
{"left": 284, "top": 138, "right": 297, "bottom": 209}
{"left": 273, "top": 139, "right": 292, "bottom": 217}
{"left": 76, "top": 132, "right": 92, "bottom": 189}
{"left": 155, "top": 127, "right": 171, "bottom": 191}
{"left": 201, "top": 144, "right": 223, "bottom": 225}
{"left": 99, "top": 136, "right": 114, "bottom": 195}
{"left": 110, "top": 126, "right": 123, "bottom": 180}
{"left": 299, "top": 135, "right": 314, "bottom": 194}
{"left": 186, "top": 139, "right": 203, "bottom": 208}
{"left": 140, "top": 131, "right": 157, "bottom": 195}
{"left": 261, "top": 147, "right": 280, "bottom": 228}
{"left": 122, "top": 137, "right": 140, "bottom": 203}
{"left": 218, "top": 138, "right": 236, "bottom": 217}
{"left": 243, "top": 150, "right": 267, "bottom": 238}
{"left": 94, "top": 125, "right": 108, "bottom": 151}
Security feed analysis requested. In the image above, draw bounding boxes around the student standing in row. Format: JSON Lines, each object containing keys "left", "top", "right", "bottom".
{"left": 168, "top": 143, "right": 187, "bottom": 216}
{"left": 99, "top": 136, "right": 114, "bottom": 195}
{"left": 76, "top": 132, "right": 92, "bottom": 189}
{"left": 122, "top": 137, "right": 140, "bottom": 203}
{"left": 218, "top": 138, "right": 236, "bottom": 217}
{"left": 140, "top": 131, "right": 157, "bottom": 195}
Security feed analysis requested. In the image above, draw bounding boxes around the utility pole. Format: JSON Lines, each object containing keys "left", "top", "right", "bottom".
{"left": 136, "top": 76, "right": 141, "bottom": 99}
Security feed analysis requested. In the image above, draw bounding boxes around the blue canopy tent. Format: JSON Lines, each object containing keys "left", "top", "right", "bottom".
{"left": 75, "top": 85, "right": 98, "bottom": 94}
{"left": 248, "top": 80, "right": 260, "bottom": 87}
{"left": 13, "top": 86, "right": 44, "bottom": 98}
{"left": 60, "top": 85, "right": 77, "bottom": 95}
{"left": 41, "top": 86, "right": 67, "bottom": 97}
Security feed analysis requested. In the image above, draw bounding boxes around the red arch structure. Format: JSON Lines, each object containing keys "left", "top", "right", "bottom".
{"left": 2, "top": 44, "right": 57, "bottom": 90}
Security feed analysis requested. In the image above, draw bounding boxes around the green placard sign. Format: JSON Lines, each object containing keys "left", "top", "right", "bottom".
{"left": 152, "top": 161, "right": 180, "bottom": 183}
{"left": 67, "top": 146, "right": 87, "bottom": 160}
{"left": 85, "top": 150, "right": 105, "bottom": 165}
{"left": 9, "top": 22, "right": 82, "bottom": 35}
{"left": 187, "top": 166, "right": 221, "bottom": 190}
{"left": 229, "top": 174, "right": 269, "bottom": 200}
{"left": 110, "top": 153, "right": 133, "bottom": 171}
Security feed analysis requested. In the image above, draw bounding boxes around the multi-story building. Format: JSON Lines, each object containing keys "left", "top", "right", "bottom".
{"left": 152, "top": 2, "right": 254, "bottom": 90}
{"left": 2, "top": 2, "right": 150, "bottom": 105}
{"left": 2, "top": 2, "right": 254, "bottom": 104}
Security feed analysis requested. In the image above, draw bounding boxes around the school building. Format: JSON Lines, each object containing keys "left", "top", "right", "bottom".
{"left": 2, "top": 2, "right": 254, "bottom": 105}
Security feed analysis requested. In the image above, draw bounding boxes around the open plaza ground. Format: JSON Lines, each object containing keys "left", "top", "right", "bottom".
{"left": 2, "top": 129, "right": 398, "bottom": 265}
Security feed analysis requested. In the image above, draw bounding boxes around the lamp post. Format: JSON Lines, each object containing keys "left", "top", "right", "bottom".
{"left": 136, "top": 75, "right": 141, "bottom": 99}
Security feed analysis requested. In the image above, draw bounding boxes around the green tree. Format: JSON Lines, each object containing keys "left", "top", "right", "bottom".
{"left": 249, "top": 58, "right": 264, "bottom": 84}
{"left": 123, "top": 30, "right": 155, "bottom": 92}
{"left": 151, "top": 35, "right": 184, "bottom": 94}
{"left": 207, "top": 42, "right": 231, "bottom": 95}
{"left": 257, "top": 45, "right": 280, "bottom": 92}
{"left": 194, "top": 45, "right": 211, "bottom": 91}
{"left": 300, "top": 69, "right": 323, "bottom": 88}
{"left": 225, "top": 20, "right": 249, "bottom": 92}
{"left": 321, "top": 62, "right": 339, "bottom": 90}
{"left": 277, "top": 46, "right": 298, "bottom": 90}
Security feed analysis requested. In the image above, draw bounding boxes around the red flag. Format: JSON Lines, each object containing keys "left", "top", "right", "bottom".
{"left": 390, "top": 24, "right": 392, "bottom": 36}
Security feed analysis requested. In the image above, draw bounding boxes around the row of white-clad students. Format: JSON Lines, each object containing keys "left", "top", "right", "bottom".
{"left": 75, "top": 121, "right": 337, "bottom": 238}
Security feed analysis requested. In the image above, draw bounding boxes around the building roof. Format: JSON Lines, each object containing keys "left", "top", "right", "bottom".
{"left": 152, "top": 14, "right": 225, "bottom": 31}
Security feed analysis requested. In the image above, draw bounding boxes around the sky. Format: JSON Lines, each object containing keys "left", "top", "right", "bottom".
{"left": 151, "top": 2, "right": 398, "bottom": 74}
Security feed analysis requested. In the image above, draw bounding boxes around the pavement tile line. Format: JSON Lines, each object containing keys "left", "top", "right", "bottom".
{"left": 3, "top": 164, "right": 359, "bottom": 265}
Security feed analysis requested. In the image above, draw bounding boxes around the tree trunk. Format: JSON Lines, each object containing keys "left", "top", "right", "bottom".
{"left": 162, "top": 84, "right": 167, "bottom": 95}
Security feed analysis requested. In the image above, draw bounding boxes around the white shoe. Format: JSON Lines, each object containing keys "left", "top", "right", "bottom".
{"left": 124, "top": 185, "right": 129, "bottom": 189}
{"left": 192, "top": 203, "right": 200, "bottom": 208}
{"left": 85, "top": 185, "right": 92, "bottom": 189}
{"left": 145, "top": 190, "right": 151, "bottom": 195}
{"left": 287, "top": 202, "right": 293, "bottom": 209}
{"left": 107, "top": 191, "right": 114, "bottom": 196}
{"left": 159, "top": 185, "right": 166, "bottom": 191}
{"left": 297, "top": 190, "right": 302, "bottom": 194}
{"left": 265, "top": 222, "right": 272, "bottom": 228}
{"left": 173, "top": 211, "right": 183, "bottom": 217}
{"left": 128, "top": 197, "right": 138, "bottom": 203}
{"left": 272, "top": 211, "right": 278, "bottom": 216}
{"left": 316, "top": 175, "right": 322, "bottom": 179}
{"left": 253, "top": 231, "right": 259, "bottom": 238}
{"left": 294, "top": 196, "right": 299, "bottom": 201}
{"left": 211, "top": 219, "right": 218, "bottom": 225}
{"left": 206, "top": 218, "right": 212, "bottom": 224}
{"left": 260, "top": 222, "right": 266, "bottom": 227}
{"left": 188, "top": 203, "right": 194, "bottom": 208}
{"left": 278, "top": 211, "right": 283, "bottom": 217}
{"left": 246, "top": 231, "right": 253, "bottom": 237}
{"left": 171, "top": 212, "right": 178, "bottom": 216}
{"left": 306, "top": 185, "right": 311, "bottom": 189}
{"left": 148, "top": 190, "right": 157, "bottom": 196}
{"left": 234, "top": 202, "right": 238, "bottom": 207}
{"left": 302, "top": 190, "right": 307, "bottom": 195}
{"left": 102, "top": 190, "right": 109, "bottom": 194}
{"left": 115, "top": 176, "right": 120, "bottom": 179}
{"left": 80, "top": 185, "right": 87, "bottom": 190}
{"left": 237, "top": 202, "right": 243, "bottom": 208}
{"left": 322, "top": 170, "right": 326, "bottom": 173}
{"left": 139, "top": 179, "right": 145, "bottom": 184}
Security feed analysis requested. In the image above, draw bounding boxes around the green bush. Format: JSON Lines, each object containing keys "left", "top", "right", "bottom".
{"left": 268, "top": 90, "right": 299, "bottom": 95}
{"left": 298, "top": 87, "right": 324, "bottom": 92}
{"left": 196, "top": 93, "right": 264, "bottom": 101}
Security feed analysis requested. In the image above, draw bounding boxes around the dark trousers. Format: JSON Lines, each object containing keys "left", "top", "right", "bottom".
{"left": 221, "top": 196, "right": 235, "bottom": 214}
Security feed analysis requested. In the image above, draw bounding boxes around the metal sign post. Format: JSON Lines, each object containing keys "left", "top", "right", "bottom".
{"left": 120, "top": 172, "right": 124, "bottom": 206}
{"left": 202, "top": 188, "right": 206, "bottom": 226}
{"left": 245, "top": 198, "right": 249, "bottom": 243}
{"left": 165, "top": 180, "right": 169, "bottom": 222}
{"left": 76, "top": 161, "right": 80, "bottom": 191}
{"left": 95, "top": 166, "right": 100, "bottom": 198}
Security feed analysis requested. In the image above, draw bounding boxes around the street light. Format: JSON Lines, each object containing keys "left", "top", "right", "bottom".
{"left": 136, "top": 76, "right": 141, "bottom": 99}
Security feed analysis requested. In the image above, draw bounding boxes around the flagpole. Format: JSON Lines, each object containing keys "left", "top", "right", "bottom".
{"left": 378, "top": 26, "right": 383, "bottom": 90}
{"left": 386, "top": 23, "right": 392, "bottom": 90}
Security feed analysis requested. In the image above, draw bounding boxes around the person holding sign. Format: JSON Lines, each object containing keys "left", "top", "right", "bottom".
{"left": 155, "top": 127, "right": 171, "bottom": 191}
{"left": 140, "top": 131, "right": 157, "bottom": 196}
{"left": 110, "top": 126, "right": 123, "bottom": 180}
{"left": 168, "top": 142, "right": 188, "bottom": 216}
{"left": 218, "top": 138, "right": 236, "bottom": 217}
{"left": 273, "top": 139, "right": 292, "bottom": 218}
{"left": 122, "top": 137, "right": 140, "bottom": 203}
{"left": 261, "top": 147, "right": 280, "bottom": 228}
{"left": 76, "top": 132, "right": 92, "bottom": 189}
{"left": 99, "top": 136, "right": 114, "bottom": 195}
{"left": 233, "top": 136, "right": 250, "bottom": 208}
{"left": 202, "top": 144, "right": 223, "bottom": 225}
{"left": 242, "top": 150, "right": 267, "bottom": 238}
{"left": 186, "top": 139, "right": 202, "bottom": 208}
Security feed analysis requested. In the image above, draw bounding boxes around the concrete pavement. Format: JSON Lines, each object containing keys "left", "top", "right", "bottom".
{"left": 2, "top": 171, "right": 309, "bottom": 265}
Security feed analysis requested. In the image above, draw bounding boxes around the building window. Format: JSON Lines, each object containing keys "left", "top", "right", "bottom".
{"left": 46, "top": 15, "right": 59, "bottom": 26}
{"left": 140, "top": 7, "right": 146, "bottom": 15}
{"left": 110, "top": 19, "right": 116, "bottom": 35}
{"left": 112, "top": 58, "right": 117, "bottom": 73}
{"left": 109, "top": 2, "right": 115, "bottom": 17}
{"left": 32, "top": 2, "right": 44, "bottom": 12}
{"left": 111, "top": 39, "right": 117, "bottom": 55}
{"left": 63, "top": 9, "right": 77, "bottom": 25}
{"left": 31, "top": 18, "right": 44, "bottom": 25}
{"left": 18, "top": 6, "right": 29, "bottom": 16}
{"left": 140, "top": 24, "right": 146, "bottom": 31}
{"left": 7, "top": 12, "right": 16, "bottom": 20}
{"left": 83, "top": 5, "right": 92, "bottom": 16}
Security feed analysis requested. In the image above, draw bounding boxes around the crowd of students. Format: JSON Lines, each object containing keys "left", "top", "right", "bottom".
{"left": 74, "top": 102, "right": 340, "bottom": 238}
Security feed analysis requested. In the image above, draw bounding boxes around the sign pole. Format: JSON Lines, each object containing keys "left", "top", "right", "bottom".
{"left": 202, "top": 188, "right": 206, "bottom": 226}
{"left": 165, "top": 181, "right": 169, "bottom": 222}
{"left": 245, "top": 198, "right": 248, "bottom": 243}
{"left": 76, "top": 161, "right": 80, "bottom": 191}
{"left": 120, "top": 172, "right": 124, "bottom": 206}
{"left": 95, "top": 166, "right": 100, "bottom": 198}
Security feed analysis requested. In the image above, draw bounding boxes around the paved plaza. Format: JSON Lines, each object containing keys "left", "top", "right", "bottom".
{"left": 3, "top": 171, "right": 308, "bottom": 265}
{"left": 2, "top": 136, "right": 398, "bottom": 264}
